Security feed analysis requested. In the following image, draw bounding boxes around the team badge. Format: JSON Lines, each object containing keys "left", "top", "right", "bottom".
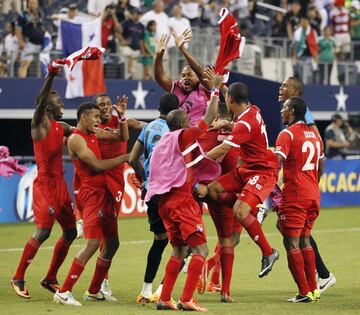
{"left": 48, "top": 206, "right": 55, "bottom": 215}
{"left": 98, "top": 210, "right": 104, "bottom": 217}
{"left": 196, "top": 224, "right": 203, "bottom": 232}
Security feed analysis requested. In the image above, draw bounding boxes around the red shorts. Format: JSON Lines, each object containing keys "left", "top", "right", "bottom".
{"left": 159, "top": 192, "right": 207, "bottom": 247}
{"left": 277, "top": 199, "right": 320, "bottom": 236}
{"left": 207, "top": 193, "right": 242, "bottom": 238}
{"left": 32, "top": 176, "right": 76, "bottom": 230}
{"left": 77, "top": 186, "right": 118, "bottom": 240}
{"left": 217, "top": 167, "right": 277, "bottom": 205}
{"left": 106, "top": 172, "right": 125, "bottom": 214}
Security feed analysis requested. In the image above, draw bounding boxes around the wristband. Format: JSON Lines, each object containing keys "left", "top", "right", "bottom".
{"left": 211, "top": 88, "right": 219, "bottom": 98}
{"left": 118, "top": 115, "right": 127, "bottom": 123}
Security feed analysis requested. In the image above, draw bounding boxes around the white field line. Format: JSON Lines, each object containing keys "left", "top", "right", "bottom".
{"left": 0, "top": 227, "right": 359, "bottom": 253}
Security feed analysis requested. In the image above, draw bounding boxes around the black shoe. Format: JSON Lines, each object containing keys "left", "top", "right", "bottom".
{"left": 287, "top": 293, "right": 314, "bottom": 303}
{"left": 40, "top": 278, "right": 60, "bottom": 293}
{"left": 259, "top": 249, "right": 279, "bottom": 278}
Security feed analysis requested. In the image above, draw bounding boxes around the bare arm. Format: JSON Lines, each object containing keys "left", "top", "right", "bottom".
{"left": 202, "top": 74, "right": 223, "bottom": 125}
{"left": 326, "top": 139, "right": 350, "bottom": 149}
{"left": 318, "top": 158, "right": 324, "bottom": 182}
{"left": 129, "top": 140, "right": 145, "bottom": 181}
{"left": 206, "top": 142, "right": 232, "bottom": 160}
{"left": 96, "top": 128, "right": 123, "bottom": 141}
{"left": 114, "top": 95, "right": 129, "bottom": 141}
{"left": 154, "top": 34, "right": 172, "bottom": 91}
{"left": 68, "top": 134, "right": 128, "bottom": 172}
{"left": 60, "top": 121, "right": 74, "bottom": 137}
{"left": 127, "top": 118, "right": 147, "bottom": 131}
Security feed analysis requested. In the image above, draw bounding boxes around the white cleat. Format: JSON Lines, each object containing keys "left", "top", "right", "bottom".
{"left": 76, "top": 219, "right": 84, "bottom": 239}
{"left": 317, "top": 273, "right": 336, "bottom": 294}
{"left": 54, "top": 290, "right": 82, "bottom": 306}
{"left": 100, "top": 279, "right": 112, "bottom": 296}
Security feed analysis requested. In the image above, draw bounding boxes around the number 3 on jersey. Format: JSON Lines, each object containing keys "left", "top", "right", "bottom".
{"left": 302, "top": 140, "right": 321, "bottom": 171}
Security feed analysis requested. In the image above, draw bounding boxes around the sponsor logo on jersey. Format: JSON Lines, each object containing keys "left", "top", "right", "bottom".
{"left": 196, "top": 224, "right": 204, "bottom": 232}
{"left": 98, "top": 210, "right": 103, "bottom": 217}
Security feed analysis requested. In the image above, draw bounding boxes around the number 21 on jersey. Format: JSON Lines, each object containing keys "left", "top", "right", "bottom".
{"left": 302, "top": 140, "right": 321, "bottom": 171}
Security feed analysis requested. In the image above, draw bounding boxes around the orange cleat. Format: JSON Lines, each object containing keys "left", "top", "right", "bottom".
{"left": 10, "top": 279, "right": 31, "bottom": 299}
{"left": 207, "top": 282, "right": 222, "bottom": 293}
{"left": 196, "top": 264, "right": 208, "bottom": 294}
{"left": 40, "top": 278, "right": 60, "bottom": 293}
{"left": 156, "top": 299, "right": 178, "bottom": 310}
{"left": 178, "top": 298, "right": 208, "bottom": 312}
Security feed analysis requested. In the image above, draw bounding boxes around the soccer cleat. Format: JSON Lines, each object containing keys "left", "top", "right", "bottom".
{"left": 100, "top": 279, "right": 112, "bottom": 297}
{"left": 137, "top": 293, "right": 151, "bottom": 304}
{"left": 156, "top": 299, "right": 178, "bottom": 310}
{"left": 312, "top": 289, "right": 320, "bottom": 301}
{"left": 10, "top": 279, "right": 31, "bottom": 299}
{"left": 221, "top": 293, "right": 235, "bottom": 303}
{"left": 40, "top": 278, "right": 60, "bottom": 293}
{"left": 196, "top": 263, "right": 208, "bottom": 294}
{"left": 54, "top": 290, "right": 82, "bottom": 306}
{"left": 178, "top": 298, "right": 208, "bottom": 311}
{"left": 287, "top": 292, "right": 314, "bottom": 303}
{"left": 84, "top": 290, "right": 117, "bottom": 302}
{"left": 207, "top": 282, "right": 221, "bottom": 293}
{"left": 317, "top": 273, "right": 336, "bottom": 295}
{"left": 76, "top": 219, "right": 84, "bottom": 239}
{"left": 259, "top": 249, "right": 280, "bottom": 278}
{"left": 150, "top": 292, "right": 160, "bottom": 303}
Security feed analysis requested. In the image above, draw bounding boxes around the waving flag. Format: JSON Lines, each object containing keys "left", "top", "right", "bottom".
{"left": 214, "top": 8, "right": 246, "bottom": 75}
{"left": 60, "top": 17, "right": 106, "bottom": 99}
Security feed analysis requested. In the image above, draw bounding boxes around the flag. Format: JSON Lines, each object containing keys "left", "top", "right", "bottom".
{"left": 60, "top": 17, "right": 106, "bottom": 99}
{"left": 214, "top": 8, "right": 246, "bottom": 75}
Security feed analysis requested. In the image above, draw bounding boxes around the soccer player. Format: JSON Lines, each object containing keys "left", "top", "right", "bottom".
{"left": 129, "top": 93, "right": 180, "bottom": 304}
{"left": 154, "top": 30, "right": 212, "bottom": 126}
{"left": 53, "top": 102, "right": 128, "bottom": 306}
{"left": 206, "top": 82, "right": 280, "bottom": 278}
{"left": 11, "top": 60, "right": 77, "bottom": 299}
{"left": 274, "top": 97, "right": 323, "bottom": 302}
{"left": 145, "top": 75, "right": 223, "bottom": 311}
{"left": 278, "top": 76, "right": 336, "bottom": 293}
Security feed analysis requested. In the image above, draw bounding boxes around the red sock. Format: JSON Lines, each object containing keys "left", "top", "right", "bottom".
{"left": 180, "top": 254, "right": 205, "bottom": 302}
{"left": 98, "top": 241, "right": 109, "bottom": 280}
{"left": 210, "top": 262, "right": 221, "bottom": 285}
{"left": 60, "top": 257, "right": 85, "bottom": 292}
{"left": 45, "top": 238, "right": 72, "bottom": 282}
{"left": 287, "top": 248, "right": 310, "bottom": 296}
{"left": 13, "top": 238, "right": 41, "bottom": 280}
{"left": 220, "top": 246, "right": 234, "bottom": 296}
{"left": 301, "top": 246, "right": 317, "bottom": 292}
{"left": 240, "top": 214, "right": 273, "bottom": 256}
{"left": 207, "top": 243, "right": 221, "bottom": 271}
{"left": 160, "top": 256, "right": 182, "bottom": 301}
{"left": 88, "top": 257, "right": 112, "bottom": 294}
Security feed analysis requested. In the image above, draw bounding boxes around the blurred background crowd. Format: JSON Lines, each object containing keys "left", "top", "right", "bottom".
{"left": 0, "top": 0, "right": 359, "bottom": 84}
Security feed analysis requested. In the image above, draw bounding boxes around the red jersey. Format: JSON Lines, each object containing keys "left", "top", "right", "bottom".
{"left": 33, "top": 120, "right": 64, "bottom": 177}
{"left": 72, "top": 129, "right": 106, "bottom": 189}
{"left": 274, "top": 121, "right": 324, "bottom": 201}
{"left": 224, "top": 105, "right": 278, "bottom": 171}
{"left": 198, "top": 128, "right": 239, "bottom": 174}
{"left": 99, "top": 115, "right": 127, "bottom": 173}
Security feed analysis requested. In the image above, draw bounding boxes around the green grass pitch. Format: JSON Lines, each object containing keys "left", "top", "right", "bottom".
{"left": 0, "top": 206, "right": 359, "bottom": 314}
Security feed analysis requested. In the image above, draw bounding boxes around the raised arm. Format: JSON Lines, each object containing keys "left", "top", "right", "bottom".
{"left": 114, "top": 95, "right": 129, "bottom": 141}
{"left": 127, "top": 118, "right": 147, "bottom": 131}
{"left": 68, "top": 134, "right": 128, "bottom": 172}
{"left": 154, "top": 34, "right": 173, "bottom": 91}
{"left": 172, "top": 29, "right": 212, "bottom": 90}
{"left": 129, "top": 140, "right": 145, "bottom": 182}
{"left": 202, "top": 74, "right": 223, "bottom": 126}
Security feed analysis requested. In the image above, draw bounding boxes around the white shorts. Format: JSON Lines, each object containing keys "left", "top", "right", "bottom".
{"left": 21, "top": 42, "right": 42, "bottom": 62}
{"left": 334, "top": 33, "right": 351, "bottom": 54}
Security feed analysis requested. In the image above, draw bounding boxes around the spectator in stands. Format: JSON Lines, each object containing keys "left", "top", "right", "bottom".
{"left": 330, "top": 0, "right": 351, "bottom": 61}
{"left": 87, "top": 0, "right": 116, "bottom": 17}
{"left": 292, "top": 15, "right": 318, "bottom": 84}
{"left": 1, "top": 0, "right": 21, "bottom": 14}
{"left": 318, "top": 26, "right": 336, "bottom": 85}
{"left": 51, "top": 4, "right": 82, "bottom": 24}
{"left": 179, "top": 0, "right": 201, "bottom": 26}
{"left": 281, "top": 0, "right": 302, "bottom": 40}
{"left": 141, "top": 20, "right": 156, "bottom": 79}
{"left": 200, "top": 0, "right": 218, "bottom": 27}
{"left": 307, "top": 4, "right": 322, "bottom": 35}
{"left": 102, "top": 4, "right": 123, "bottom": 53}
{"left": 119, "top": 7, "right": 145, "bottom": 79}
{"left": 3, "top": 21, "right": 19, "bottom": 65}
{"left": 15, "top": 0, "right": 45, "bottom": 77}
{"left": 115, "top": 0, "right": 132, "bottom": 23}
{"left": 139, "top": 0, "right": 169, "bottom": 41}
{"left": 272, "top": 12, "right": 286, "bottom": 37}
{"left": 350, "top": 1, "right": 360, "bottom": 40}
{"left": 325, "top": 114, "right": 351, "bottom": 159}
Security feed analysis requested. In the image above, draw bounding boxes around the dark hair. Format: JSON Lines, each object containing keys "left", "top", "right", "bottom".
{"left": 166, "top": 109, "right": 186, "bottom": 131}
{"left": 77, "top": 102, "right": 100, "bottom": 121}
{"left": 146, "top": 20, "right": 156, "bottom": 31}
{"left": 227, "top": 82, "right": 249, "bottom": 104}
{"left": 158, "top": 93, "right": 180, "bottom": 115}
{"left": 92, "top": 93, "right": 109, "bottom": 105}
{"left": 287, "top": 97, "right": 307, "bottom": 122}
{"left": 288, "top": 76, "right": 304, "bottom": 96}
{"left": 331, "top": 114, "right": 343, "bottom": 122}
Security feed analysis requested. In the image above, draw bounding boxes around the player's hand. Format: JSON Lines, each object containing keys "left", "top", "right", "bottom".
{"left": 194, "top": 184, "right": 208, "bottom": 198}
{"left": 208, "top": 119, "right": 230, "bottom": 131}
{"left": 171, "top": 28, "right": 192, "bottom": 49}
{"left": 115, "top": 95, "right": 128, "bottom": 116}
{"left": 203, "top": 66, "right": 215, "bottom": 83}
{"left": 155, "top": 34, "right": 170, "bottom": 54}
{"left": 129, "top": 173, "right": 142, "bottom": 189}
{"left": 48, "top": 58, "right": 67, "bottom": 75}
{"left": 213, "top": 74, "right": 223, "bottom": 89}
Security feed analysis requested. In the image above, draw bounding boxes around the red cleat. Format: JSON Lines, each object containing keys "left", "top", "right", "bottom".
{"left": 156, "top": 299, "right": 178, "bottom": 310}
{"left": 178, "top": 298, "right": 208, "bottom": 312}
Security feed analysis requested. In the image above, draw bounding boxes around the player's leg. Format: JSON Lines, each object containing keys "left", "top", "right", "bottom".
{"left": 300, "top": 235, "right": 318, "bottom": 300}
{"left": 42, "top": 200, "right": 77, "bottom": 293}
